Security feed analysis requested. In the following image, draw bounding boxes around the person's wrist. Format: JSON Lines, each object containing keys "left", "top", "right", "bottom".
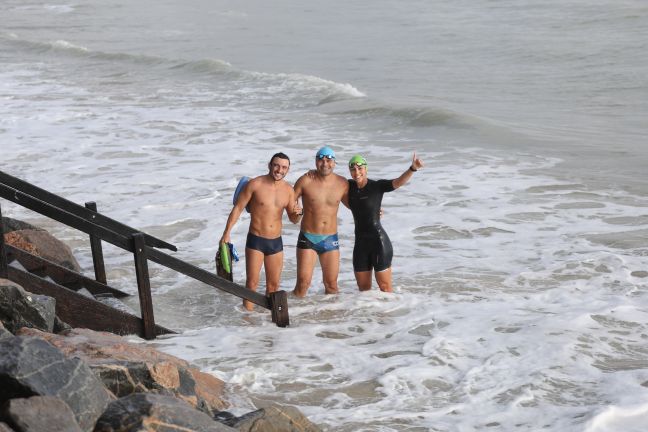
{"left": 409, "top": 165, "right": 417, "bottom": 172}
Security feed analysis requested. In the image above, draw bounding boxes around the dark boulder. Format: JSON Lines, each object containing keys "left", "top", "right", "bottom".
{"left": 16, "top": 328, "right": 229, "bottom": 416}
{"left": 53, "top": 316, "right": 73, "bottom": 334}
{"left": 1, "top": 396, "right": 82, "bottom": 432}
{"left": 1, "top": 217, "right": 42, "bottom": 234}
{"left": 226, "top": 405, "right": 322, "bottom": 432}
{"left": 0, "top": 321, "right": 13, "bottom": 341}
{"left": 4, "top": 229, "right": 80, "bottom": 272}
{"left": 0, "top": 279, "right": 55, "bottom": 334}
{"left": 0, "top": 336, "right": 112, "bottom": 432}
{"left": 93, "top": 393, "right": 236, "bottom": 432}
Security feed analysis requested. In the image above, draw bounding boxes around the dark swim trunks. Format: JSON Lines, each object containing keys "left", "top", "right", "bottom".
{"left": 348, "top": 178, "right": 396, "bottom": 272}
{"left": 352, "top": 232, "right": 393, "bottom": 272}
{"left": 296, "top": 231, "right": 340, "bottom": 254}
{"left": 246, "top": 232, "right": 283, "bottom": 256}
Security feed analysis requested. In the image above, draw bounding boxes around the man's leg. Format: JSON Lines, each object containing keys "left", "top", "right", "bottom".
{"left": 375, "top": 267, "right": 393, "bottom": 292}
{"left": 319, "top": 250, "right": 340, "bottom": 295}
{"left": 264, "top": 251, "right": 283, "bottom": 295}
{"left": 293, "top": 248, "right": 317, "bottom": 297}
{"left": 354, "top": 271, "right": 373, "bottom": 291}
{"left": 244, "top": 247, "right": 264, "bottom": 310}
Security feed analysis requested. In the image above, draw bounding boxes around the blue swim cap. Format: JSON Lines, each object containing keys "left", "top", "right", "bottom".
{"left": 316, "top": 146, "right": 336, "bottom": 160}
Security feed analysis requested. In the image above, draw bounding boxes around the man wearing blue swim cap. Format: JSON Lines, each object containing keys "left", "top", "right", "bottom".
{"left": 293, "top": 146, "right": 349, "bottom": 297}
{"left": 220, "top": 152, "right": 303, "bottom": 311}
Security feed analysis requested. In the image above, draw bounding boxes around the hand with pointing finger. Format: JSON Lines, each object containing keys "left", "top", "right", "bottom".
{"left": 410, "top": 152, "right": 424, "bottom": 172}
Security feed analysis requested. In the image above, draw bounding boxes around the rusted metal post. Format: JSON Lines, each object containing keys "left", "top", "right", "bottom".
{"left": 269, "top": 290, "right": 289, "bottom": 327}
{"left": 132, "top": 233, "right": 155, "bottom": 340}
{"left": 0, "top": 202, "right": 8, "bottom": 278}
{"left": 85, "top": 201, "right": 107, "bottom": 284}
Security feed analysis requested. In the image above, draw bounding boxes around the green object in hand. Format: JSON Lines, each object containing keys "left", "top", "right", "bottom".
{"left": 219, "top": 242, "right": 231, "bottom": 274}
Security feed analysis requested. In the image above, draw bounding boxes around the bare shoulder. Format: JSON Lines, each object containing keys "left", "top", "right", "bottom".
{"left": 280, "top": 179, "right": 295, "bottom": 192}
{"left": 247, "top": 175, "right": 263, "bottom": 189}
{"left": 335, "top": 174, "right": 349, "bottom": 187}
{"left": 294, "top": 172, "right": 312, "bottom": 188}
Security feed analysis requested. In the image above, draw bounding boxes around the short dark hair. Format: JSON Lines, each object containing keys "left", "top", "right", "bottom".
{"left": 269, "top": 152, "right": 290, "bottom": 165}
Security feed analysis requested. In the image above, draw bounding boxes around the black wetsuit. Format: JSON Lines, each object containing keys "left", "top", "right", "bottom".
{"left": 347, "top": 178, "right": 395, "bottom": 272}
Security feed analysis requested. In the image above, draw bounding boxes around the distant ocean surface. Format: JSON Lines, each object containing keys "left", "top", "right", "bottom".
{"left": 2, "top": 1, "right": 647, "bottom": 430}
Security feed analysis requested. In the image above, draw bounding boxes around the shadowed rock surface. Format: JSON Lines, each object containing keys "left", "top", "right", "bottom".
{"left": 0, "top": 279, "right": 55, "bottom": 333}
{"left": 1, "top": 217, "right": 42, "bottom": 234}
{"left": 2, "top": 396, "right": 82, "bottom": 432}
{"left": 4, "top": 229, "right": 81, "bottom": 272}
{"left": 0, "top": 321, "right": 13, "bottom": 341}
{"left": 226, "top": 405, "right": 322, "bottom": 432}
{"left": 93, "top": 393, "right": 236, "bottom": 432}
{"left": 0, "top": 336, "right": 112, "bottom": 432}
{"left": 17, "top": 328, "right": 228, "bottom": 416}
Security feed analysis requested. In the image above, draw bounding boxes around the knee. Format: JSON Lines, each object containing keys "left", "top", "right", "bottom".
{"left": 323, "top": 280, "right": 339, "bottom": 295}
{"left": 377, "top": 280, "right": 392, "bottom": 292}
{"left": 266, "top": 281, "right": 279, "bottom": 294}
{"left": 245, "top": 276, "right": 259, "bottom": 289}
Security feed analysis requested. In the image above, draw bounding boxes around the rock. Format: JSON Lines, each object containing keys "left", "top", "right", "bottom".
{"left": 213, "top": 411, "right": 237, "bottom": 423}
{"left": 1, "top": 217, "right": 42, "bottom": 234}
{"left": 53, "top": 316, "right": 73, "bottom": 334}
{"left": 0, "top": 336, "right": 112, "bottom": 432}
{"left": 4, "top": 229, "right": 81, "bottom": 272}
{"left": 0, "top": 321, "right": 13, "bottom": 341}
{"left": 93, "top": 393, "right": 236, "bottom": 432}
{"left": 16, "top": 328, "right": 228, "bottom": 415}
{"left": 0, "top": 279, "right": 56, "bottom": 333}
{"left": 2, "top": 396, "right": 82, "bottom": 432}
{"left": 189, "top": 369, "right": 229, "bottom": 416}
{"left": 15, "top": 327, "right": 188, "bottom": 365}
{"left": 0, "top": 422, "right": 15, "bottom": 432}
{"left": 227, "top": 405, "right": 322, "bottom": 432}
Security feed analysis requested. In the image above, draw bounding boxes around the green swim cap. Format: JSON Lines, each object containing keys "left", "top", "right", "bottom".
{"left": 348, "top": 154, "right": 367, "bottom": 168}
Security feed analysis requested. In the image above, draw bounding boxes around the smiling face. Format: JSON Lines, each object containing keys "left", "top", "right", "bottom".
{"left": 315, "top": 156, "right": 336, "bottom": 176}
{"left": 348, "top": 163, "right": 367, "bottom": 182}
{"left": 268, "top": 156, "right": 290, "bottom": 181}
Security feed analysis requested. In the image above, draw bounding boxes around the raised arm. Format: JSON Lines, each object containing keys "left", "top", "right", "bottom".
{"left": 392, "top": 152, "right": 424, "bottom": 190}
{"left": 220, "top": 181, "right": 254, "bottom": 244}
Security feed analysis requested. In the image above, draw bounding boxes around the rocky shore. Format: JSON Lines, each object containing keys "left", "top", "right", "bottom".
{"left": 1, "top": 218, "right": 321, "bottom": 432}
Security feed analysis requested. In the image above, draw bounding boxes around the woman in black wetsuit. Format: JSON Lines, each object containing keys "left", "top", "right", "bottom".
{"left": 344, "top": 152, "right": 424, "bottom": 292}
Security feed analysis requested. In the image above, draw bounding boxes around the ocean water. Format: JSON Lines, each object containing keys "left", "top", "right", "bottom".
{"left": 1, "top": 0, "right": 648, "bottom": 431}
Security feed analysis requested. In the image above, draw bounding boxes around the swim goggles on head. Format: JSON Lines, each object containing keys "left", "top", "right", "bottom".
{"left": 316, "top": 146, "right": 336, "bottom": 160}
{"left": 348, "top": 154, "right": 367, "bottom": 168}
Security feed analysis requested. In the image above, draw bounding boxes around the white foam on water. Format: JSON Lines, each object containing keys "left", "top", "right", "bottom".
{"left": 585, "top": 403, "right": 648, "bottom": 432}
{"left": 2, "top": 3, "right": 648, "bottom": 429}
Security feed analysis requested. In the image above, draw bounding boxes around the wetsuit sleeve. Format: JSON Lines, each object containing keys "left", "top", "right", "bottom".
{"left": 378, "top": 179, "right": 396, "bottom": 193}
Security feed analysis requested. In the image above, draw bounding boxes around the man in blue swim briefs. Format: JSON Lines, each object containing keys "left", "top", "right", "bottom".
{"left": 220, "top": 152, "right": 302, "bottom": 310}
{"left": 292, "top": 146, "right": 349, "bottom": 297}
